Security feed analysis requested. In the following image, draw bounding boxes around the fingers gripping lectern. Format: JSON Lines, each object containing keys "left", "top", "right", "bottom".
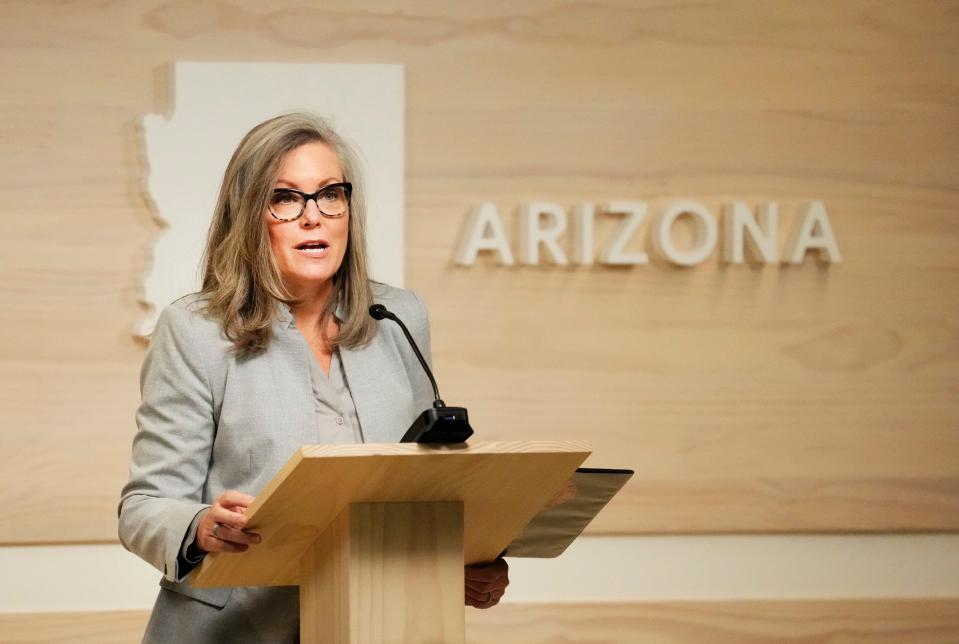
{"left": 190, "top": 441, "right": 592, "bottom": 643}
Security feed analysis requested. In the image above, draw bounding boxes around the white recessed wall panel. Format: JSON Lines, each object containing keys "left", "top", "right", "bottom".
{"left": 139, "top": 62, "right": 405, "bottom": 335}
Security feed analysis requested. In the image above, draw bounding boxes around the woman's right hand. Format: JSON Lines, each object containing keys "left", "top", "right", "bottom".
{"left": 195, "top": 490, "right": 262, "bottom": 553}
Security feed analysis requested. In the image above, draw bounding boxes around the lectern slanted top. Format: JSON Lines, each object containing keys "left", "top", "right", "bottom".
{"left": 191, "top": 440, "right": 591, "bottom": 589}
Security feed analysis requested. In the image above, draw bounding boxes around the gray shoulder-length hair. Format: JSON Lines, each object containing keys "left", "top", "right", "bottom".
{"left": 200, "top": 112, "right": 375, "bottom": 353}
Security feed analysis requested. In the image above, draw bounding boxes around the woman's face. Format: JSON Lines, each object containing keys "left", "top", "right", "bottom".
{"left": 265, "top": 141, "right": 350, "bottom": 300}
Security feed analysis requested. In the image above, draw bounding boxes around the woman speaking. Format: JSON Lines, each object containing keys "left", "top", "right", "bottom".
{"left": 119, "top": 113, "right": 508, "bottom": 642}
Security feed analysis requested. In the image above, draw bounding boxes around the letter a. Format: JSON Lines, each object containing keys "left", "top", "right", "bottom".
{"left": 783, "top": 201, "right": 841, "bottom": 264}
{"left": 453, "top": 203, "right": 515, "bottom": 266}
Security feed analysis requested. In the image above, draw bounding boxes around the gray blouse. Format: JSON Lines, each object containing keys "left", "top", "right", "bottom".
{"left": 305, "top": 346, "right": 363, "bottom": 444}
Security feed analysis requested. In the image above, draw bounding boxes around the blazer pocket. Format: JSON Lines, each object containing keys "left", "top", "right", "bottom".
{"left": 159, "top": 577, "right": 233, "bottom": 609}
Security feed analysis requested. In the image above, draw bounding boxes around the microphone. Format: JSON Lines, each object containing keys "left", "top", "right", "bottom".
{"left": 369, "top": 303, "right": 473, "bottom": 444}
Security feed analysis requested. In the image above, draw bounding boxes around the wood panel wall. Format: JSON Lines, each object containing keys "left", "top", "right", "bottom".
{"left": 0, "top": 1, "right": 956, "bottom": 545}
{"left": 4, "top": 600, "right": 959, "bottom": 644}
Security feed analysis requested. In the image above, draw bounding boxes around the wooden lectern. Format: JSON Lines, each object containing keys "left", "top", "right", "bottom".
{"left": 190, "top": 440, "right": 590, "bottom": 643}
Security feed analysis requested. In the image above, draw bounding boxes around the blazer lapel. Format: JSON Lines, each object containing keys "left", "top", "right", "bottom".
{"left": 267, "top": 303, "right": 320, "bottom": 448}
{"left": 340, "top": 339, "right": 416, "bottom": 445}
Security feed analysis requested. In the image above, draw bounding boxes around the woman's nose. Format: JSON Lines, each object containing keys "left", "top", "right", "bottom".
{"left": 300, "top": 199, "right": 323, "bottom": 227}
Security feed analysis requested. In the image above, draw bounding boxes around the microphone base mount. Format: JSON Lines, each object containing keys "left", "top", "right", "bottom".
{"left": 400, "top": 406, "right": 473, "bottom": 444}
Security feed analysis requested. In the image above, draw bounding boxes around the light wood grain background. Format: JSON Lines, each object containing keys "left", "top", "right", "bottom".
{"left": 0, "top": 0, "right": 956, "bottom": 546}
{"left": 4, "top": 600, "right": 959, "bottom": 644}
{"left": 2, "top": 2, "right": 957, "bottom": 640}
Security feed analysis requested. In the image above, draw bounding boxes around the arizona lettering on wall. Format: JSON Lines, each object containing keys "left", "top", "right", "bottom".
{"left": 454, "top": 200, "right": 840, "bottom": 267}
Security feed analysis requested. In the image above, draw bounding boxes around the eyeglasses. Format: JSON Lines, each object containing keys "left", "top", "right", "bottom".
{"left": 268, "top": 182, "right": 352, "bottom": 221}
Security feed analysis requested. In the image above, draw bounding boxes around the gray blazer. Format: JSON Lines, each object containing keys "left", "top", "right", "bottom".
{"left": 118, "top": 283, "right": 435, "bottom": 643}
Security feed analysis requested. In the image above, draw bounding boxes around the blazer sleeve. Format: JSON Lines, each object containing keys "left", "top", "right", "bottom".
{"left": 409, "top": 289, "right": 433, "bottom": 367}
{"left": 402, "top": 289, "right": 436, "bottom": 414}
{"left": 117, "top": 303, "right": 216, "bottom": 582}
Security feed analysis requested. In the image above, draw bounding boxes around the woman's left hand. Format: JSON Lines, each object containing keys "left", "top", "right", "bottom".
{"left": 464, "top": 557, "right": 509, "bottom": 608}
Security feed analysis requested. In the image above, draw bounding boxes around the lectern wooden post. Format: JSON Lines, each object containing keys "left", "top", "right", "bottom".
{"left": 300, "top": 501, "right": 465, "bottom": 642}
{"left": 190, "top": 441, "right": 590, "bottom": 644}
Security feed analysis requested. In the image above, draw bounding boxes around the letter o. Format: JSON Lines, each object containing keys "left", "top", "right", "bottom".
{"left": 651, "top": 201, "right": 718, "bottom": 266}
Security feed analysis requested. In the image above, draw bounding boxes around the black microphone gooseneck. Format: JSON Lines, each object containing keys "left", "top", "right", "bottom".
{"left": 369, "top": 304, "right": 443, "bottom": 407}
{"left": 369, "top": 303, "right": 473, "bottom": 444}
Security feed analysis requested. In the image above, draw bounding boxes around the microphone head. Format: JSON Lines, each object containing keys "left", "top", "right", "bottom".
{"left": 369, "top": 304, "right": 389, "bottom": 320}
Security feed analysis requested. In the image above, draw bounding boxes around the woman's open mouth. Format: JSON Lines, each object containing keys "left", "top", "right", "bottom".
{"left": 294, "top": 240, "right": 330, "bottom": 257}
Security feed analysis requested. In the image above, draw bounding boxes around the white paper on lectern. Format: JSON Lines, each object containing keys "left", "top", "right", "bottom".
{"left": 138, "top": 62, "right": 405, "bottom": 336}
